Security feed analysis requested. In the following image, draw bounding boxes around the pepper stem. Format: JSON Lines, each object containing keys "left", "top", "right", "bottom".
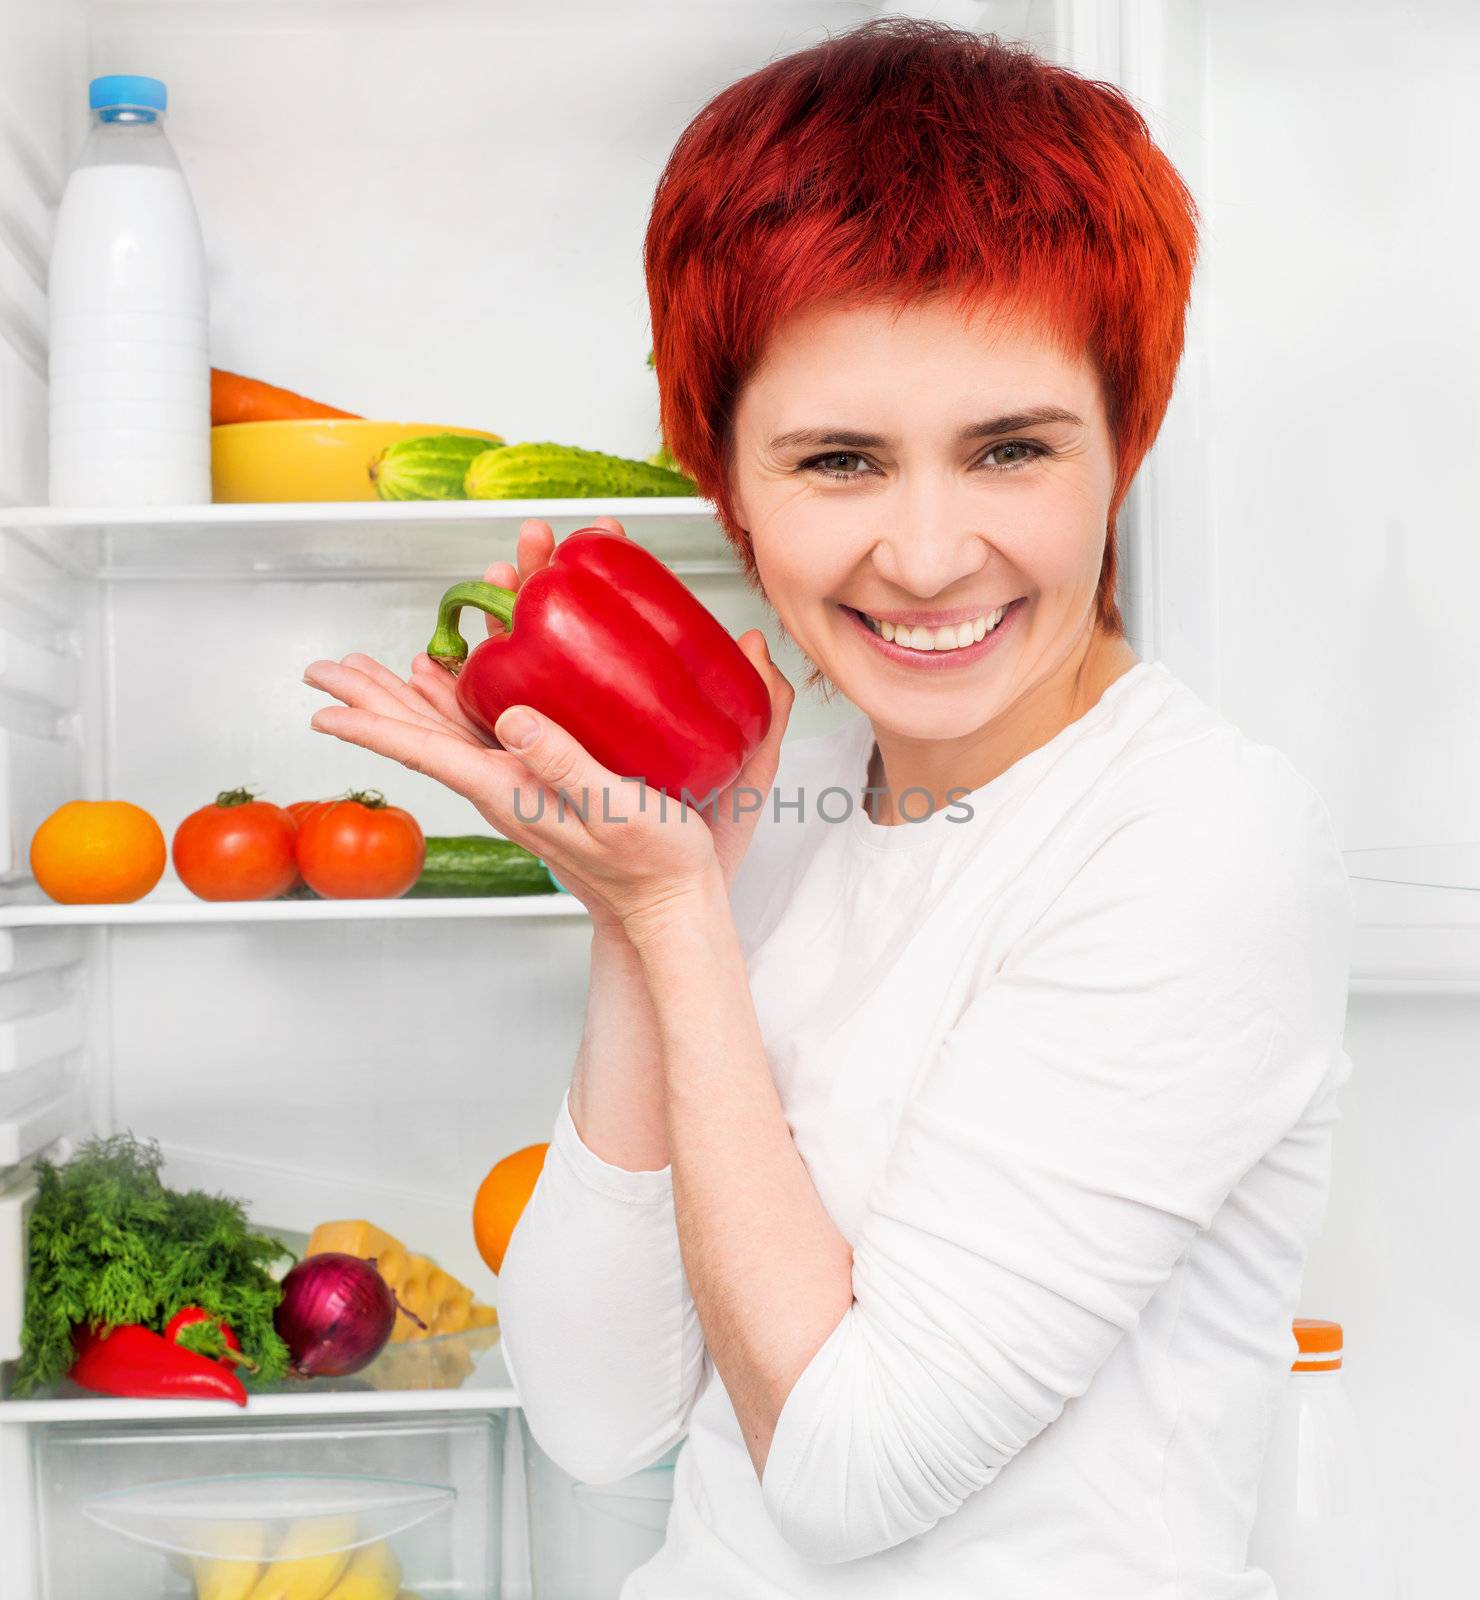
{"left": 428, "top": 581, "right": 518, "bottom": 672}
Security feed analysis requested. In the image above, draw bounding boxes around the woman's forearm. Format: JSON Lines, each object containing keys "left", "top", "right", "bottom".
{"left": 566, "top": 925, "right": 671, "bottom": 1172}
{"left": 623, "top": 867, "right": 854, "bottom": 1478}
{"left": 499, "top": 920, "right": 704, "bottom": 1479}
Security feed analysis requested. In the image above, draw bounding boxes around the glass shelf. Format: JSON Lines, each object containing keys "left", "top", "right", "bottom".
{"left": 1343, "top": 843, "right": 1480, "bottom": 894}
{"left": 0, "top": 498, "right": 741, "bottom": 581}
{"left": 0, "top": 883, "right": 587, "bottom": 927}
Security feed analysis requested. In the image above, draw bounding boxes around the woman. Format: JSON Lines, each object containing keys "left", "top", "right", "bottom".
{"left": 305, "top": 20, "right": 1354, "bottom": 1597}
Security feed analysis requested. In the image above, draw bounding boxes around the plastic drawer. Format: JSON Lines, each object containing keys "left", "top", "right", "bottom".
{"left": 33, "top": 1411, "right": 505, "bottom": 1599}
{"left": 518, "top": 1415, "right": 679, "bottom": 1600}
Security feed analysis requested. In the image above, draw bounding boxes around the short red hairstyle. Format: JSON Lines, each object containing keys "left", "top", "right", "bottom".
{"left": 643, "top": 19, "right": 1199, "bottom": 636}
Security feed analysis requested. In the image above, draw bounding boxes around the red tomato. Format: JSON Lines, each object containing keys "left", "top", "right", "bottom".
{"left": 293, "top": 791, "right": 424, "bottom": 899}
{"left": 172, "top": 789, "right": 298, "bottom": 901}
{"left": 283, "top": 799, "right": 332, "bottom": 894}
{"left": 286, "top": 799, "right": 330, "bottom": 828}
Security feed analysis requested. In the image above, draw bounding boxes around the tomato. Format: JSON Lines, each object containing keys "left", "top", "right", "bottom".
{"left": 293, "top": 791, "right": 425, "bottom": 899}
{"left": 172, "top": 789, "right": 298, "bottom": 901}
{"left": 282, "top": 799, "right": 332, "bottom": 894}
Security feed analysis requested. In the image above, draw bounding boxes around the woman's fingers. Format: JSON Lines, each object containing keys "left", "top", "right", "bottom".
{"left": 479, "top": 561, "right": 518, "bottom": 637}
{"left": 310, "top": 704, "right": 543, "bottom": 829}
{"left": 409, "top": 653, "right": 497, "bottom": 744}
{"left": 477, "top": 515, "right": 626, "bottom": 643}
{"left": 489, "top": 706, "right": 608, "bottom": 839}
{"left": 337, "top": 652, "right": 469, "bottom": 736}
{"left": 733, "top": 630, "right": 794, "bottom": 788}
{"left": 304, "top": 658, "right": 465, "bottom": 742}
{"left": 515, "top": 518, "right": 557, "bottom": 586}
{"left": 406, "top": 649, "right": 505, "bottom": 748}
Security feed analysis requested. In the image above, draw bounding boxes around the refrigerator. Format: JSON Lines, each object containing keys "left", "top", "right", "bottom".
{"left": 0, "top": 1, "right": 1475, "bottom": 1596}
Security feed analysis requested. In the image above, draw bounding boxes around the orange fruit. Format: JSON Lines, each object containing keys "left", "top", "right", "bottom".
{"left": 472, "top": 1142, "right": 549, "bottom": 1274}
{"left": 30, "top": 800, "right": 167, "bottom": 905}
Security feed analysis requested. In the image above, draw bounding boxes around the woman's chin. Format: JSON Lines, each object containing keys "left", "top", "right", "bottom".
{"left": 819, "top": 610, "right": 1024, "bottom": 736}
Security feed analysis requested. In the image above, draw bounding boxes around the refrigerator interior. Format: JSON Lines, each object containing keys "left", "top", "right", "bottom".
{"left": 0, "top": 1, "right": 1475, "bottom": 1597}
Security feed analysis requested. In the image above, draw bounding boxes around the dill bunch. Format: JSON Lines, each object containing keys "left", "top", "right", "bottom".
{"left": 13, "top": 1133, "right": 289, "bottom": 1396}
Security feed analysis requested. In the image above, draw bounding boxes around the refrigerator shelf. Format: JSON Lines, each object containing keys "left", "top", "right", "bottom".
{"left": 1346, "top": 848, "right": 1480, "bottom": 991}
{"left": 0, "top": 885, "right": 588, "bottom": 927}
{"left": 0, "top": 498, "right": 741, "bottom": 581}
{"left": 0, "top": 1381, "right": 522, "bottom": 1425}
{"left": 1344, "top": 842, "right": 1480, "bottom": 894}
{"left": 2, "top": 1335, "right": 521, "bottom": 1423}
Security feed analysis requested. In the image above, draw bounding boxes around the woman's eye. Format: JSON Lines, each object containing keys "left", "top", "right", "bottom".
{"left": 981, "top": 441, "right": 1044, "bottom": 471}
{"left": 805, "top": 452, "right": 872, "bottom": 479}
{"left": 802, "top": 442, "right": 1048, "bottom": 481}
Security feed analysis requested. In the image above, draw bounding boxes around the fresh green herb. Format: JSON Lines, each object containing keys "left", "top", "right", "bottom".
{"left": 173, "top": 1318, "right": 234, "bottom": 1362}
{"left": 13, "top": 1133, "right": 290, "bottom": 1396}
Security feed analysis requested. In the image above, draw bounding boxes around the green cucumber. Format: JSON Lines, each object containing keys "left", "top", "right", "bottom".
{"left": 371, "top": 433, "right": 503, "bottom": 501}
{"left": 405, "top": 835, "right": 556, "bottom": 897}
{"left": 646, "top": 440, "right": 685, "bottom": 474}
{"left": 464, "top": 441, "right": 697, "bottom": 499}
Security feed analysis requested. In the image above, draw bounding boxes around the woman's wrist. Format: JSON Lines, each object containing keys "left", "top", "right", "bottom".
{"left": 619, "top": 862, "right": 731, "bottom": 957}
{"left": 568, "top": 914, "right": 670, "bottom": 1171}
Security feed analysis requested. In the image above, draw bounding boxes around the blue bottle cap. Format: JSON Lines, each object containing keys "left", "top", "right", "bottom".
{"left": 89, "top": 75, "right": 167, "bottom": 113}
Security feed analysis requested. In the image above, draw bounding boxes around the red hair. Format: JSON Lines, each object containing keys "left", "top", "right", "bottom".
{"left": 643, "top": 19, "right": 1199, "bottom": 636}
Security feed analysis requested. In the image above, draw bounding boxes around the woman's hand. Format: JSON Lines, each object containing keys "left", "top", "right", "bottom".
{"left": 302, "top": 516, "right": 792, "bottom": 933}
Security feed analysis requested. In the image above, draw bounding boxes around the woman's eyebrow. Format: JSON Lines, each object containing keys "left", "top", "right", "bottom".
{"left": 767, "top": 407, "right": 1084, "bottom": 451}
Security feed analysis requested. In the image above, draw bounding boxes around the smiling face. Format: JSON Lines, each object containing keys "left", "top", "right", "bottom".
{"left": 728, "top": 294, "right": 1121, "bottom": 746}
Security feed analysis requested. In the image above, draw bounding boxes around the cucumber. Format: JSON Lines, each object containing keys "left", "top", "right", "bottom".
{"left": 371, "top": 433, "right": 503, "bottom": 501}
{"left": 646, "top": 441, "right": 685, "bottom": 474}
{"left": 464, "top": 441, "right": 697, "bottom": 499}
{"left": 405, "top": 835, "right": 556, "bottom": 897}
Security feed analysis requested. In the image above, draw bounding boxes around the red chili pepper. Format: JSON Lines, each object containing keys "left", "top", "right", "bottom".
{"left": 70, "top": 1322, "right": 248, "bottom": 1406}
{"left": 427, "top": 529, "right": 771, "bottom": 801}
{"left": 164, "top": 1305, "right": 257, "bottom": 1371}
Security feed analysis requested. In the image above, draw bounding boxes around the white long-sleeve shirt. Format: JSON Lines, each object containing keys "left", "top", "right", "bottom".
{"left": 497, "top": 657, "right": 1355, "bottom": 1598}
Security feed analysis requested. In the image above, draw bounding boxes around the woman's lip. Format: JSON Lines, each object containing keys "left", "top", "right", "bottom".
{"left": 842, "top": 596, "right": 1025, "bottom": 668}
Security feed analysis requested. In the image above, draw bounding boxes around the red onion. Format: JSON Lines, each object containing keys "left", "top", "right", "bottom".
{"left": 274, "top": 1252, "right": 418, "bottom": 1377}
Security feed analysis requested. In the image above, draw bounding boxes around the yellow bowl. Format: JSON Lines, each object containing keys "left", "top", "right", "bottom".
{"left": 211, "top": 419, "right": 505, "bottom": 503}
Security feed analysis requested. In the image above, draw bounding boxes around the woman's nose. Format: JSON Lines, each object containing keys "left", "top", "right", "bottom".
{"left": 867, "top": 485, "right": 993, "bottom": 598}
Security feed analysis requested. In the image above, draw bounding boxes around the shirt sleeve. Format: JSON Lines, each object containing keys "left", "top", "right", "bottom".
{"left": 759, "top": 754, "right": 1355, "bottom": 1564}
{"left": 496, "top": 1087, "right": 707, "bottom": 1484}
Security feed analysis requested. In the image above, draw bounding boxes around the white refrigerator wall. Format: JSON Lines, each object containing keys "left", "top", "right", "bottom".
{"left": 1187, "top": 5, "right": 1480, "bottom": 1596}
{"left": 0, "top": 0, "right": 1474, "bottom": 1594}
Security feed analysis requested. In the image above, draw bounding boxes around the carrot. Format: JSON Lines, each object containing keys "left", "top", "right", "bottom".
{"left": 211, "top": 368, "right": 362, "bottom": 426}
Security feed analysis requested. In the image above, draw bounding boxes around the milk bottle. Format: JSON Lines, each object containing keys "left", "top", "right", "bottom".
{"left": 1249, "top": 1318, "right": 1399, "bottom": 1598}
{"left": 48, "top": 74, "right": 210, "bottom": 506}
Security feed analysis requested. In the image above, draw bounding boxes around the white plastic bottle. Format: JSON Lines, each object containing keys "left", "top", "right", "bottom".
{"left": 48, "top": 74, "right": 210, "bottom": 506}
{"left": 1248, "top": 1318, "right": 1398, "bottom": 1599}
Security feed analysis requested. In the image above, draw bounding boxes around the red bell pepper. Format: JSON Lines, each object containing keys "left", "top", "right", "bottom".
{"left": 427, "top": 529, "right": 771, "bottom": 801}
{"left": 70, "top": 1321, "right": 248, "bottom": 1406}
{"left": 165, "top": 1304, "right": 257, "bottom": 1371}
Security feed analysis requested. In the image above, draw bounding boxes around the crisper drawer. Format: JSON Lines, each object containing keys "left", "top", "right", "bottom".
{"left": 33, "top": 1412, "right": 505, "bottom": 1600}
{"left": 519, "top": 1416, "right": 679, "bottom": 1600}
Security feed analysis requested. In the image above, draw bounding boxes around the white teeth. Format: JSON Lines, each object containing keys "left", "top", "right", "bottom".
{"left": 860, "top": 600, "right": 1015, "bottom": 653}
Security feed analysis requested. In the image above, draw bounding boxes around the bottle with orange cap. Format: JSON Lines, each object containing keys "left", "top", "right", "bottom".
{"left": 1248, "top": 1318, "right": 1398, "bottom": 1598}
